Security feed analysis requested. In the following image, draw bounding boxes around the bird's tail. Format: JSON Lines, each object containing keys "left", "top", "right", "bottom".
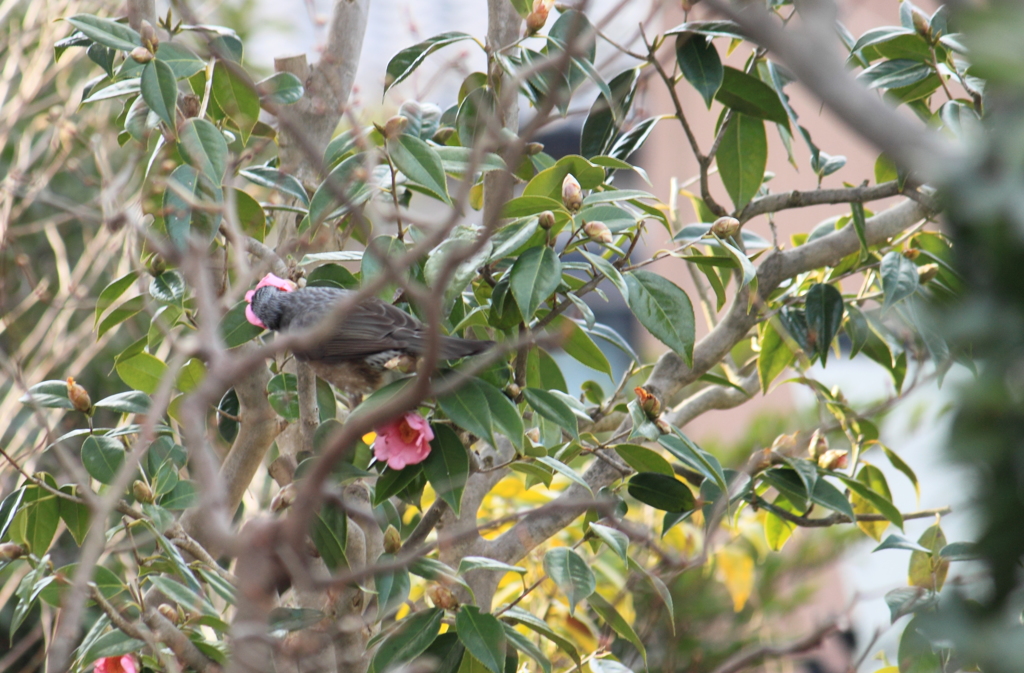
{"left": 438, "top": 335, "right": 493, "bottom": 360}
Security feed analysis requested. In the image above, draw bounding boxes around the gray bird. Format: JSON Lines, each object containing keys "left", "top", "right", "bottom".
{"left": 248, "top": 285, "right": 492, "bottom": 393}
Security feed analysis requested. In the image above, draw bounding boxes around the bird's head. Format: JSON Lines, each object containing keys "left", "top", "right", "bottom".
{"left": 245, "top": 273, "right": 296, "bottom": 330}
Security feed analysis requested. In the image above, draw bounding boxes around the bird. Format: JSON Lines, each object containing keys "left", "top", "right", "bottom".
{"left": 246, "top": 275, "right": 492, "bottom": 394}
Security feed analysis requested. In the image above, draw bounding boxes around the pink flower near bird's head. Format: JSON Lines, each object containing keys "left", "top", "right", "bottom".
{"left": 373, "top": 412, "right": 434, "bottom": 470}
{"left": 94, "top": 655, "right": 138, "bottom": 673}
{"left": 245, "top": 273, "right": 296, "bottom": 328}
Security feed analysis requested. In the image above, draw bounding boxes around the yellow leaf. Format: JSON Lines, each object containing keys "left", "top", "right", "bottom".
{"left": 716, "top": 547, "right": 755, "bottom": 612}
{"left": 362, "top": 432, "right": 377, "bottom": 444}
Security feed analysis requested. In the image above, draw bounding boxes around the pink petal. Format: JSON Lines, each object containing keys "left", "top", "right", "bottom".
{"left": 245, "top": 304, "right": 266, "bottom": 328}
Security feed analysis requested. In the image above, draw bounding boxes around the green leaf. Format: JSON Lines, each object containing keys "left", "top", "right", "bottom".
{"left": 805, "top": 283, "right": 844, "bottom": 365}
{"left": 97, "top": 295, "right": 145, "bottom": 337}
{"left": 811, "top": 477, "right": 856, "bottom": 522}
{"left": 119, "top": 42, "right": 206, "bottom": 79}
{"left": 624, "top": 270, "right": 695, "bottom": 365}
{"left": 212, "top": 61, "right": 259, "bottom": 143}
{"left": 587, "top": 523, "right": 629, "bottom": 562}
{"left": 384, "top": 33, "right": 476, "bottom": 96}
{"left": 95, "top": 271, "right": 139, "bottom": 327}
{"left": 909, "top": 524, "right": 948, "bottom": 591}
{"left": 439, "top": 380, "right": 494, "bottom": 445}
{"left": 140, "top": 58, "right": 178, "bottom": 132}
{"left": 373, "top": 464, "right": 423, "bottom": 506}
{"left": 627, "top": 557, "right": 675, "bottom": 634}
{"left": 609, "top": 116, "right": 668, "bottom": 162}
{"left": 312, "top": 504, "right": 348, "bottom": 571}
{"left": 456, "top": 606, "right": 507, "bottom": 673}
{"left": 369, "top": 608, "right": 444, "bottom": 673}
{"left": 59, "top": 485, "right": 90, "bottom": 546}
{"left": 267, "top": 373, "right": 299, "bottom": 421}
{"left": 94, "top": 390, "right": 150, "bottom": 415}
{"left": 880, "top": 251, "right": 919, "bottom": 311}
{"left": 587, "top": 593, "right": 647, "bottom": 665}
{"left": 758, "top": 320, "right": 795, "bottom": 393}
{"left": 240, "top": 166, "right": 309, "bottom": 206}
{"left": 524, "top": 388, "right": 578, "bottom": 438}
{"left": 18, "top": 487, "right": 60, "bottom": 555}
{"left": 543, "top": 548, "right": 596, "bottom": 616}
{"left": 858, "top": 59, "right": 933, "bottom": 90}
{"left": 614, "top": 444, "right": 674, "bottom": 477}
{"left": 176, "top": 357, "right": 206, "bottom": 393}
{"left": 147, "top": 575, "right": 216, "bottom": 617}
{"left": 422, "top": 424, "right": 469, "bottom": 515}
{"left": 717, "top": 112, "right": 767, "bottom": 211}
{"left": 882, "top": 445, "right": 920, "bottom": 501}
{"left": 178, "top": 118, "right": 228, "bottom": 184}
{"left": 523, "top": 155, "right": 605, "bottom": 199}
{"left": 149, "top": 271, "right": 185, "bottom": 304}
{"left": 838, "top": 467, "right": 903, "bottom": 536}
{"left": 502, "top": 624, "right": 551, "bottom": 673}
{"left": 82, "top": 630, "right": 146, "bottom": 664}
{"left": 164, "top": 164, "right": 222, "bottom": 251}
{"left": 81, "top": 436, "right": 125, "bottom": 484}
{"left": 502, "top": 607, "right": 582, "bottom": 670}
{"left": 88, "top": 43, "right": 116, "bottom": 77}
{"left": 501, "top": 196, "right": 565, "bottom": 219}
{"left": 536, "top": 457, "right": 592, "bottom": 495}
{"left": 510, "top": 247, "right": 562, "bottom": 321}
{"left": 628, "top": 472, "right": 696, "bottom": 512}
{"left": 456, "top": 86, "right": 496, "bottom": 147}
{"left": 675, "top": 33, "right": 722, "bottom": 108}
{"left": 661, "top": 433, "right": 728, "bottom": 493}
{"left": 257, "top": 71, "right": 304, "bottom": 104}
{"left": 580, "top": 68, "right": 639, "bottom": 158}
{"left": 116, "top": 352, "right": 167, "bottom": 394}
{"left": 159, "top": 480, "right": 198, "bottom": 510}
{"left": 388, "top": 134, "right": 450, "bottom": 204}
{"left": 715, "top": 67, "right": 789, "bottom": 127}
{"left": 579, "top": 250, "right": 628, "bottom": 301}
{"left": 375, "top": 554, "right": 411, "bottom": 620}
{"left": 220, "top": 301, "right": 264, "bottom": 347}
{"left": 765, "top": 493, "right": 800, "bottom": 552}
{"left": 18, "top": 381, "right": 73, "bottom": 410}
{"left": 546, "top": 316, "right": 612, "bottom": 375}
{"left": 66, "top": 14, "right": 140, "bottom": 51}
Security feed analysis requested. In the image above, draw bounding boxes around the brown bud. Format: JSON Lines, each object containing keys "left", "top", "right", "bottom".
{"left": 140, "top": 20, "right": 159, "bottom": 53}
{"left": 384, "top": 115, "right": 409, "bottom": 139}
{"left": 147, "top": 254, "right": 167, "bottom": 277}
{"left": 426, "top": 583, "right": 459, "bottom": 610}
{"left": 902, "top": 248, "right": 921, "bottom": 261}
{"left": 538, "top": 211, "right": 556, "bottom": 230}
{"left": 911, "top": 8, "right": 932, "bottom": 40}
{"left": 917, "top": 263, "right": 939, "bottom": 284}
{"left": 562, "top": 174, "right": 583, "bottom": 212}
{"left": 634, "top": 386, "right": 661, "bottom": 418}
{"left": 270, "top": 483, "right": 296, "bottom": 512}
{"left": 807, "top": 428, "right": 829, "bottom": 460}
{"left": 0, "top": 542, "right": 25, "bottom": 561}
{"left": 132, "top": 480, "right": 154, "bottom": 504}
{"left": 157, "top": 603, "right": 178, "bottom": 624}
{"left": 180, "top": 93, "right": 200, "bottom": 119}
{"left": 432, "top": 127, "right": 455, "bottom": 144}
{"left": 130, "top": 46, "right": 154, "bottom": 64}
{"left": 817, "top": 449, "right": 848, "bottom": 471}
{"left": 526, "top": 0, "right": 550, "bottom": 34}
{"left": 507, "top": 382, "right": 522, "bottom": 399}
{"left": 525, "top": 427, "right": 541, "bottom": 444}
{"left": 711, "top": 216, "right": 740, "bottom": 239}
{"left": 66, "top": 377, "right": 92, "bottom": 414}
{"left": 383, "top": 525, "right": 402, "bottom": 554}
{"left": 525, "top": 142, "right": 545, "bottom": 155}
{"left": 583, "top": 220, "right": 613, "bottom": 244}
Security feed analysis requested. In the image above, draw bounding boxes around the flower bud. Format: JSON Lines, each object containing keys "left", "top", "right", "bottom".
{"left": 917, "top": 263, "right": 939, "bottom": 284}
{"left": 0, "top": 542, "right": 25, "bottom": 561}
{"left": 583, "top": 220, "right": 613, "bottom": 244}
{"left": 911, "top": 8, "right": 932, "bottom": 40}
{"left": 432, "top": 127, "right": 455, "bottom": 144}
{"left": 130, "top": 46, "right": 154, "bottom": 64}
{"left": 270, "top": 483, "right": 296, "bottom": 512}
{"left": 384, "top": 115, "right": 409, "bottom": 139}
{"left": 66, "top": 377, "right": 92, "bottom": 414}
{"left": 817, "top": 449, "right": 848, "bottom": 471}
{"left": 158, "top": 603, "right": 179, "bottom": 624}
{"left": 525, "top": 142, "right": 545, "bottom": 155}
{"left": 902, "top": 248, "right": 920, "bottom": 261}
{"left": 562, "top": 174, "right": 583, "bottom": 212}
{"left": 426, "top": 583, "right": 459, "bottom": 610}
{"left": 634, "top": 386, "right": 661, "bottom": 418}
{"left": 526, "top": 0, "right": 551, "bottom": 34}
{"left": 140, "top": 20, "right": 159, "bottom": 53}
{"left": 383, "top": 525, "right": 402, "bottom": 554}
{"left": 525, "top": 427, "right": 541, "bottom": 444}
{"left": 538, "top": 211, "right": 556, "bottom": 230}
{"left": 132, "top": 480, "right": 154, "bottom": 504}
{"left": 806, "top": 428, "right": 828, "bottom": 460}
{"left": 711, "top": 216, "right": 740, "bottom": 239}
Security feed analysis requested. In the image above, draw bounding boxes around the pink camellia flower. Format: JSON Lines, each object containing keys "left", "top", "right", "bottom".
{"left": 244, "top": 273, "right": 296, "bottom": 328}
{"left": 94, "top": 655, "right": 138, "bottom": 673}
{"left": 373, "top": 412, "right": 434, "bottom": 470}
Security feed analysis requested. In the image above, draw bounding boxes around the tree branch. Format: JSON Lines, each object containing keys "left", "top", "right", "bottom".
{"left": 738, "top": 181, "right": 903, "bottom": 223}
{"left": 709, "top": 620, "right": 841, "bottom": 673}
{"left": 755, "top": 498, "right": 951, "bottom": 528}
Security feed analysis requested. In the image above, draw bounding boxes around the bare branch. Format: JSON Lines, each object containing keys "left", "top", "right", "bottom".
{"left": 709, "top": 620, "right": 841, "bottom": 673}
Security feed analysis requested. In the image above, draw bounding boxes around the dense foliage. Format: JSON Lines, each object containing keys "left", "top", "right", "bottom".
{"left": 3, "top": 0, "right": 1024, "bottom": 672}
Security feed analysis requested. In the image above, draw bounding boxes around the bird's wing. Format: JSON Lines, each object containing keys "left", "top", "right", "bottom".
{"left": 292, "top": 295, "right": 427, "bottom": 362}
